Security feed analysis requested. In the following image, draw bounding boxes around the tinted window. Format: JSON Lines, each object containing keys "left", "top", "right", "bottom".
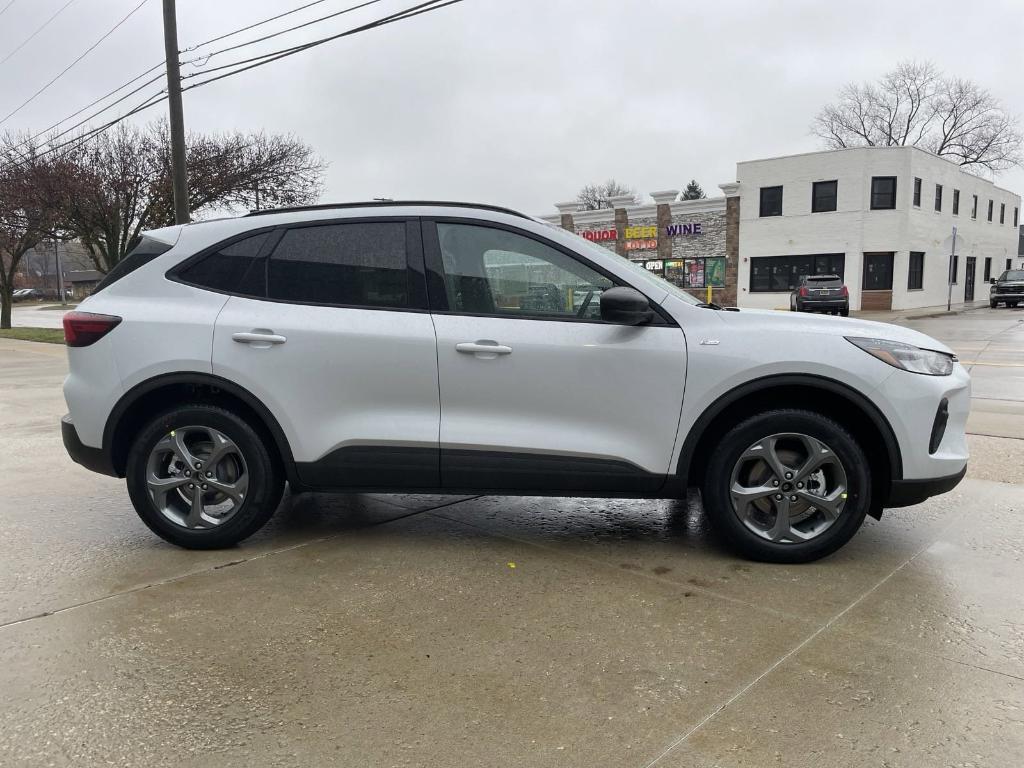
{"left": 92, "top": 237, "right": 172, "bottom": 294}
{"left": 759, "top": 186, "right": 783, "bottom": 217}
{"left": 436, "top": 223, "right": 613, "bottom": 319}
{"left": 908, "top": 251, "right": 924, "bottom": 290}
{"left": 811, "top": 181, "right": 837, "bottom": 213}
{"left": 1001, "top": 270, "right": 1024, "bottom": 281}
{"left": 805, "top": 275, "right": 842, "bottom": 286}
{"left": 749, "top": 253, "right": 845, "bottom": 292}
{"left": 178, "top": 232, "right": 269, "bottom": 296}
{"left": 268, "top": 223, "right": 409, "bottom": 308}
{"left": 863, "top": 253, "right": 894, "bottom": 290}
{"left": 870, "top": 177, "right": 897, "bottom": 210}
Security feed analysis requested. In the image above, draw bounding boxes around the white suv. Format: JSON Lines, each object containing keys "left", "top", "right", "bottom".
{"left": 61, "top": 202, "right": 969, "bottom": 562}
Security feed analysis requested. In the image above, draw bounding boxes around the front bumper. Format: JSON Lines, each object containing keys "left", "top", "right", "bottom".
{"left": 992, "top": 292, "right": 1024, "bottom": 301}
{"left": 62, "top": 414, "right": 118, "bottom": 477}
{"left": 885, "top": 465, "right": 967, "bottom": 507}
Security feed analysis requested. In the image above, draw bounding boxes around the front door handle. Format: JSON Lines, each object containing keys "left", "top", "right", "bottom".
{"left": 232, "top": 331, "right": 287, "bottom": 347}
{"left": 456, "top": 340, "right": 512, "bottom": 358}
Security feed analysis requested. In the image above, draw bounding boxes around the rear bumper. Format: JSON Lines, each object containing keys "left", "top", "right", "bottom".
{"left": 62, "top": 414, "right": 118, "bottom": 477}
{"left": 885, "top": 465, "right": 967, "bottom": 507}
{"left": 797, "top": 299, "right": 848, "bottom": 310}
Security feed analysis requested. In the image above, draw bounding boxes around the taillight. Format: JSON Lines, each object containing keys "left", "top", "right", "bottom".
{"left": 63, "top": 311, "right": 122, "bottom": 347}
{"left": 799, "top": 287, "right": 808, "bottom": 297}
{"left": 840, "top": 285, "right": 849, "bottom": 297}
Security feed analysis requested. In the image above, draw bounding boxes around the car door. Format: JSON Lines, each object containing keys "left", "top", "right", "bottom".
{"left": 424, "top": 219, "right": 687, "bottom": 493}
{"left": 208, "top": 218, "right": 440, "bottom": 489}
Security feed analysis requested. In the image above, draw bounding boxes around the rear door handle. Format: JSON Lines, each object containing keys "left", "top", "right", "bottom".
{"left": 232, "top": 331, "right": 287, "bottom": 347}
{"left": 456, "top": 340, "right": 512, "bottom": 358}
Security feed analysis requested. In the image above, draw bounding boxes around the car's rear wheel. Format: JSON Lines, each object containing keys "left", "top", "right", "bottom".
{"left": 702, "top": 409, "right": 870, "bottom": 563}
{"left": 840, "top": 307, "right": 849, "bottom": 317}
{"left": 126, "top": 404, "right": 283, "bottom": 549}
{"left": 1010, "top": 301, "right": 1019, "bottom": 308}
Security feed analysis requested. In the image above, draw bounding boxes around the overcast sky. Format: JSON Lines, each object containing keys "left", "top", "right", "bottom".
{"left": 1, "top": 0, "right": 1022, "bottom": 214}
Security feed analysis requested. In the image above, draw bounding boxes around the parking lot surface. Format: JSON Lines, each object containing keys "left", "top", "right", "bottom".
{"left": 2, "top": 307, "right": 1023, "bottom": 767}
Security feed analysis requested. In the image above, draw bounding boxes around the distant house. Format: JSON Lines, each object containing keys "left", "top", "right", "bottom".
{"left": 64, "top": 270, "right": 103, "bottom": 299}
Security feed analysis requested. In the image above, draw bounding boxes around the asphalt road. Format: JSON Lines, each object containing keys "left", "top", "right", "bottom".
{"left": 1, "top": 308, "right": 1023, "bottom": 767}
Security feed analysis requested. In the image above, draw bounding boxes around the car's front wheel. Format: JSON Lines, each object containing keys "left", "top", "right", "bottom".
{"left": 990, "top": 299, "right": 999, "bottom": 308}
{"left": 126, "top": 404, "right": 284, "bottom": 549}
{"left": 702, "top": 409, "right": 870, "bottom": 563}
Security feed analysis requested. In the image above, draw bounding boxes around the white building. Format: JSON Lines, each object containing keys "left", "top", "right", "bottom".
{"left": 735, "top": 146, "right": 1021, "bottom": 311}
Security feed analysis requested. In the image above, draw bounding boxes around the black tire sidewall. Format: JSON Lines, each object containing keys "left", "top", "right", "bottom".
{"left": 126, "top": 405, "right": 282, "bottom": 549}
{"left": 703, "top": 409, "right": 870, "bottom": 563}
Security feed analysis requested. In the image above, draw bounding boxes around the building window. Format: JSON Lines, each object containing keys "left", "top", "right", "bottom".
{"left": 661, "top": 257, "right": 727, "bottom": 289}
{"left": 972, "top": 195, "right": 978, "bottom": 219}
{"left": 811, "top": 180, "right": 838, "bottom": 213}
{"left": 1015, "top": 207, "right": 1019, "bottom": 227}
{"left": 759, "top": 186, "right": 783, "bottom": 217}
{"left": 950, "top": 254, "right": 959, "bottom": 284}
{"left": 952, "top": 189, "right": 960, "bottom": 215}
{"left": 1009, "top": 258, "right": 1014, "bottom": 272}
{"left": 988, "top": 200, "right": 994, "bottom": 221}
{"left": 984, "top": 257, "right": 992, "bottom": 282}
{"left": 749, "top": 253, "right": 845, "bottom": 292}
{"left": 934, "top": 184, "right": 943, "bottom": 212}
{"left": 1000, "top": 203, "right": 1005, "bottom": 224}
{"left": 870, "top": 177, "right": 897, "bottom": 209}
{"left": 913, "top": 177, "right": 922, "bottom": 207}
{"left": 908, "top": 251, "right": 925, "bottom": 290}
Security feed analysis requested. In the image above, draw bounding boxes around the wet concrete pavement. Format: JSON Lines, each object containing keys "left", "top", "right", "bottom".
{"left": 2, "top": 307, "right": 1024, "bottom": 767}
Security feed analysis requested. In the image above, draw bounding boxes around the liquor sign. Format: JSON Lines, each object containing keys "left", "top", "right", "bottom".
{"left": 625, "top": 238, "right": 658, "bottom": 251}
{"left": 624, "top": 226, "right": 658, "bottom": 239}
{"left": 580, "top": 228, "right": 616, "bottom": 242}
{"left": 665, "top": 223, "right": 703, "bottom": 237}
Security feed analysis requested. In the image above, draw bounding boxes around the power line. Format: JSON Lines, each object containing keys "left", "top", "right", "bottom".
{"left": 0, "top": 1, "right": 17, "bottom": 19}
{"left": 0, "top": 0, "right": 80, "bottom": 67}
{"left": 181, "top": 0, "right": 385, "bottom": 65}
{"left": 0, "top": 0, "right": 153, "bottom": 127}
{"left": 183, "top": 0, "right": 336, "bottom": 52}
{"left": 182, "top": 0, "right": 462, "bottom": 89}
{"left": 13, "top": 62, "right": 165, "bottom": 150}
{"left": 7, "top": 0, "right": 465, "bottom": 170}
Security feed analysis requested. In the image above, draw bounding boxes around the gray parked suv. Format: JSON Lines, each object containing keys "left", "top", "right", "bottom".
{"left": 990, "top": 269, "right": 1024, "bottom": 308}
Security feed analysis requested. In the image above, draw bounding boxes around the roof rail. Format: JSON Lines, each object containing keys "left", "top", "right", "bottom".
{"left": 245, "top": 200, "right": 530, "bottom": 219}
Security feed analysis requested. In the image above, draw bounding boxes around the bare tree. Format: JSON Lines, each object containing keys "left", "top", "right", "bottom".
{"left": 812, "top": 61, "right": 1022, "bottom": 173}
{"left": 0, "top": 134, "right": 67, "bottom": 328}
{"left": 576, "top": 179, "right": 638, "bottom": 211}
{"left": 59, "top": 121, "right": 324, "bottom": 272}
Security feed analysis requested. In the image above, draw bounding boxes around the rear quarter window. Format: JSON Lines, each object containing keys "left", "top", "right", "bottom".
{"left": 91, "top": 237, "right": 173, "bottom": 294}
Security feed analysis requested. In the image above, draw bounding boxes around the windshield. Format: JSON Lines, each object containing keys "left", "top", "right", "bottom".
{"left": 1000, "top": 270, "right": 1024, "bottom": 281}
{"left": 564, "top": 231, "right": 703, "bottom": 305}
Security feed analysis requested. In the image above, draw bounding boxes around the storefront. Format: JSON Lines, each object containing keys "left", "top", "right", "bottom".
{"left": 545, "top": 186, "right": 741, "bottom": 305}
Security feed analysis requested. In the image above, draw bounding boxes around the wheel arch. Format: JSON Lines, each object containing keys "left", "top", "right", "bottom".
{"left": 677, "top": 374, "right": 903, "bottom": 519}
{"left": 104, "top": 373, "right": 299, "bottom": 486}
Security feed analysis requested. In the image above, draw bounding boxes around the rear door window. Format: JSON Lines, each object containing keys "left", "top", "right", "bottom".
{"left": 268, "top": 222, "right": 411, "bottom": 308}
{"left": 177, "top": 232, "right": 270, "bottom": 296}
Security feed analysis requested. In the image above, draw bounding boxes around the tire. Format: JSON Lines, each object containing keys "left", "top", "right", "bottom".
{"left": 702, "top": 409, "right": 870, "bottom": 563}
{"left": 990, "top": 300, "right": 998, "bottom": 308}
{"left": 840, "top": 307, "right": 849, "bottom": 317}
{"left": 1010, "top": 301, "right": 1019, "bottom": 308}
{"left": 126, "top": 404, "right": 284, "bottom": 549}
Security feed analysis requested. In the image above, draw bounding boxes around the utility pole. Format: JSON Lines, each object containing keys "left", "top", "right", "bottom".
{"left": 53, "top": 240, "right": 65, "bottom": 306}
{"left": 162, "top": 0, "right": 189, "bottom": 224}
{"left": 947, "top": 225, "right": 958, "bottom": 313}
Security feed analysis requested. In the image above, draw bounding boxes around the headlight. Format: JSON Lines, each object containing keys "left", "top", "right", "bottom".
{"left": 846, "top": 337, "right": 956, "bottom": 376}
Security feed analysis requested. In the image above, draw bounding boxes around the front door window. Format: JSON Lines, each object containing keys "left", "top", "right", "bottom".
{"left": 436, "top": 223, "right": 613, "bottom": 320}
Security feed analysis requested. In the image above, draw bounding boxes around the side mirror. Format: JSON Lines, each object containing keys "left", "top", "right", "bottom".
{"left": 990, "top": 278, "right": 997, "bottom": 284}
{"left": 600, "top": 286, "right": 654, "bottom": 325}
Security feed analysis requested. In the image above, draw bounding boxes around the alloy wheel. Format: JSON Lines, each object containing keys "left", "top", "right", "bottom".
{"left": 728, "top": 432, "right": 848, "bottom": 544}
{"left": 145, "top": 425, "right": 249, "bottom": 529}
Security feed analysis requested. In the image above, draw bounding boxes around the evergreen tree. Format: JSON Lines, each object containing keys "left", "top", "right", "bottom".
{"left": 680, "top": 179, "right": 706, "bottom": 200}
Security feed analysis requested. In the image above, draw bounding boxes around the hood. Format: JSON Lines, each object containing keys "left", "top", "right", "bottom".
{"left": 719, "top": 308, "right": 954, "bottom": 355}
